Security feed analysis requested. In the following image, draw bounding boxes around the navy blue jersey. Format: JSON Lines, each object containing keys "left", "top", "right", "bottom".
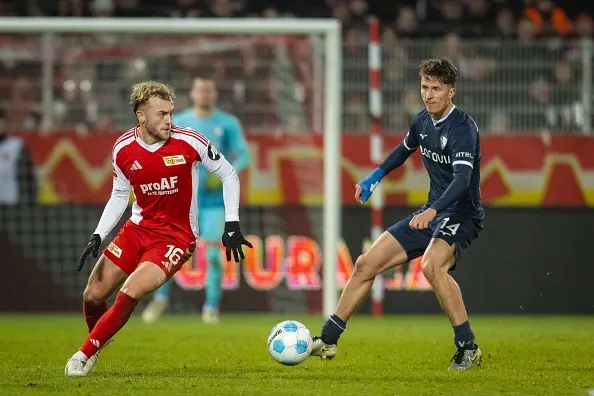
{"left": 402, "top": 106, "right": 484, "bottom": 220}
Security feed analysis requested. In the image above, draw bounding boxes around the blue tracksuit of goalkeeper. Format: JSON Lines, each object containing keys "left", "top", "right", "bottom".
{"left": 149, "top": 108, "right": 250, "bottom": 319}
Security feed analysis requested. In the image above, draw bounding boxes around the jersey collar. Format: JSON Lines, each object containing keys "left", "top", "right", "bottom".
{"left": 134, "top": 126, "right": 167, "bottom": 153}
{"left": 432, "top": 104, "right": 456, "bottom": 126}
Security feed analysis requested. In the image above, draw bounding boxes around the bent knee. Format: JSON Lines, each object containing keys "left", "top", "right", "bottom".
{"left": 353, "top": 254, "right": 378, "bottom": 280}
{"left": 421, "top": 256, "right": 453, "bottom": 280}
{"left": 83, "top": 286, "right": 107, "bottom": 305}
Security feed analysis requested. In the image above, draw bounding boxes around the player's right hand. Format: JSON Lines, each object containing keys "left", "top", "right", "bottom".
{"left": 77, "top": 234, "right": 101, "bottom": 271}
{"left": 356, "top": 168, "right": 386, "bottom": 205}
{"left": 355, "top": 184, "right": 364, "bottom": 204}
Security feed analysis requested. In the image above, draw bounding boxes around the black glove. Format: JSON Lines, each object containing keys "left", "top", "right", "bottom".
{"left": 221, "top": 221, "right": 253, "bottom": 263}
{"left": 78, "top": 234, "right": 101, "bottom": 271}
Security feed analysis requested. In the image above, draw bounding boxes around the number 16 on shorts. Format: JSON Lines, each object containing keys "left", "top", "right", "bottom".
{"left": 161, "top": 244, "right": 186, "bottom": 274}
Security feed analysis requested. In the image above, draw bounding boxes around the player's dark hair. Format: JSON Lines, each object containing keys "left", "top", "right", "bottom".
{"left": 419, "top": 58, "right": 459, "bottom": 87}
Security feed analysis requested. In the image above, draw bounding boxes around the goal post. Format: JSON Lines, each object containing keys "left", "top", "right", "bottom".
{"left": 0, "top": 17, "right": 342, "bottom": 317}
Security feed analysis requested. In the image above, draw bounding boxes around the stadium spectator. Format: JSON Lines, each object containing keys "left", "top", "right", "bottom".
{"left": 574, "top": 13, "right": 593, "bottom": 38}
{"left": 394, "top": 6, "right": 420, "bottom": 38}
{"left": 0, "top": 0, "right": 592, "bottom": 135}
{"left": 494, "top": 8, "right": 517, "bottom": 40}
{"left": 0, "top": 108, "right": 37, "bottom": 205}
{"left": 347, "top": 0, "right": 371, "bottom": 28}
{"left": 524, "top": 0, "right": 572, "bottom": 37}
{"left": 466, "top": 0, "right": 497, "bottom": 37}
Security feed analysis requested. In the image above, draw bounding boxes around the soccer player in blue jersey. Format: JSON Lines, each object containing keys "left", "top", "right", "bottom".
{"left": 311, "top": 59, "right": 484, "bottom": 370}
{"left": 142, "top": 78, "right": 251, "bottom": 324}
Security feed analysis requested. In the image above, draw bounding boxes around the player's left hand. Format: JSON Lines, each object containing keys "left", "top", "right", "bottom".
{"left": 221, "top": 221, "right": 253, "bottom": 262}
{"left": 409, "top": 208, "right": 437, "bottom": 230}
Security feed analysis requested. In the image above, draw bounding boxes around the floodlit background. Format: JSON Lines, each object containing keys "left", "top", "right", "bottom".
{"left": 0, "top": 1, "right": 593, "bottom": 395}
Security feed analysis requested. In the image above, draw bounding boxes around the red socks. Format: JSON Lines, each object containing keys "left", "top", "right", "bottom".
{"left": 80, "top": 291, "right": 138, "bottom": 358}
{"left": 83, "top": 301, "right": 108, "bottom": 333}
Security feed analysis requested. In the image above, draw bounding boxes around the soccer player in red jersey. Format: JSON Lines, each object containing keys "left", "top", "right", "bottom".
{"left": 64, "top": 81, "right": 252, "bottom": 376}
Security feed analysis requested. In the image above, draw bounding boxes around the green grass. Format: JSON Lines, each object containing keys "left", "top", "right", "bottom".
{"left": 1, "top": 314, "right": 593, "bottom": 395}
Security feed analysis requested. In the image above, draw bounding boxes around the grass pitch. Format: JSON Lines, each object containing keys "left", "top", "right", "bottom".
{"left": 1, "top": 314, "right": 593, "bottom": 395}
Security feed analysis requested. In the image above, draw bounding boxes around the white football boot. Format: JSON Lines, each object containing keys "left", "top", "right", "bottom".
{"left": 82, "top": 339, "right": 114, "bottom": 375}
{"left": 142, "top": 298, "right": 168, "bottom": 323}
{"left": 310, "top": 337, "right": 337, "bottom": 360}
{"left": 64, "top": 339, "right": 114, "bottom": 376}
{"left": 202, "top": 305, "right": 220, "bottom": 324}
{"left": 64, "top": 352, "right": 88, "bottom": 377}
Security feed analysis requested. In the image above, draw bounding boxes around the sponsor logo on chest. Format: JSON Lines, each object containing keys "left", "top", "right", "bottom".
{"left": 163, "top": 155, "right": 186, "bottom": 167}
{"left": 140, "top": 176, "right": 179, "bottom": 196}
{"left": 419, "top": 145, "right": 451, "bottom": 165}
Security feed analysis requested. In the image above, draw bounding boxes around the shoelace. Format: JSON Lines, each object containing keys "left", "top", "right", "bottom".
{"left": 450, "top": 349, "right": 465, "bottom": 364}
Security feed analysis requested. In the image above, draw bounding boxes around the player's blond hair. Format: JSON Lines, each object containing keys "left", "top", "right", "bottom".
{"left": 129, "top": 81, "right": 176, "bottom": 113}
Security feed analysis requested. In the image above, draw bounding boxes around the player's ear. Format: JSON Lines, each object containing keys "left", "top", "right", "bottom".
{"left": 449, "top": 86, "right": 456, "bottom": 100}
{"left": 136, "top": 110, "right": 145, "bottom": 124}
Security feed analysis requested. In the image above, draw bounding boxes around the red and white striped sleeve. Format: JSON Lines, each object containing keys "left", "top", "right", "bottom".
{"left": 172, "top": 126, "right": 240, "bottom": 222}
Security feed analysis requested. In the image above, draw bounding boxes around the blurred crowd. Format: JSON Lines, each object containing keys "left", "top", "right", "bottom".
{"left": 0, "top": 0, "right": 593, "bottom": 134}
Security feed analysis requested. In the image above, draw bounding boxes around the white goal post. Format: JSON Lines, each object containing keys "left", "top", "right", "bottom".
{"left": 0, "top": 17, "right": 342, "bottom": 317}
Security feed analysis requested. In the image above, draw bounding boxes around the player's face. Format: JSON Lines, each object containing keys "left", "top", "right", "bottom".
{"left": 420, "top": 76, "right": 455, "bottom": 117}
{"left": 191, "top": 79, "right": 217, "bottom": 110}
{"left": 138, "top": 97, "right": 174, "bottom": 141}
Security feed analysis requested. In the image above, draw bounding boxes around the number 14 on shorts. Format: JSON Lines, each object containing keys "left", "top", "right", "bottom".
{"left": 439, "top": 217, "right": 460, "bottom": 236}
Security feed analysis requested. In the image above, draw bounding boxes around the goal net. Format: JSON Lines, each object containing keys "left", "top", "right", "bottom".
{"left": 0, "top": 18, "right": 345, "bottom": 316}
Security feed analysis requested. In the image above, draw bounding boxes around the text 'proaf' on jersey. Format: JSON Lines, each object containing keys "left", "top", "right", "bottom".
{"left": 139, "top": 176, "right": 179, "bottom": 195}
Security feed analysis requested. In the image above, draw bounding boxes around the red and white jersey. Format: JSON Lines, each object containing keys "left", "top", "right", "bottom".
{"left": 94, "top": 126, "right": 239, "bottom": 245}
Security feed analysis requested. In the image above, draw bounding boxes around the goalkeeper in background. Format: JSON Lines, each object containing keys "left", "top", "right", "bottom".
{"left": 142, "top": 77, "right": 251, "bottom": 324}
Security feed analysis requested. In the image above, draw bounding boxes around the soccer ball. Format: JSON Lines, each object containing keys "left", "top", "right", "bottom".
{"left": 267, "top": 320, "right": 313, "bottom": 366}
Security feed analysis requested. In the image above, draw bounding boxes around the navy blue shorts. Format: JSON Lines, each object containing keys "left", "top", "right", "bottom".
{"left": 387, "top": 209, "right": 482, "bottom": 271}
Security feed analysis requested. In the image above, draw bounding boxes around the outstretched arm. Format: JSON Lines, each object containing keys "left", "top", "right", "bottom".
{"left": 356, "top": 122, "right": 419, "bottom": 204}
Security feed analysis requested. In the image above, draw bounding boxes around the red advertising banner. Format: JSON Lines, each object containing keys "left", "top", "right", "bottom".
{"left": 18, "top": 132, "right": 594, "bottom": 207}
{"left": 174, "top": 236, "right": 431, "bottom": 292}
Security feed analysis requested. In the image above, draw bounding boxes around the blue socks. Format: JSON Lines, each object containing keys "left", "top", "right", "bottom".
{"left": 320, "top": 314, "right": 347, "bottom": 345}
{"left": 453, "top": 320, "right": 475, "bottom": 349}
{"left": 204, "top": 246, "right": 222, "bottom": 309}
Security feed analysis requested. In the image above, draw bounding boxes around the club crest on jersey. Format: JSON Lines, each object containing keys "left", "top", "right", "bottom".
{"left": 207, "top": 143, "right": 221, "bottom": 161}
{"left": 107, "top": 242, "right": 122, "bottom": 258}
{"left": 214, "top": 127, "right": 223, "bottom": 136}
{"left": 163, "top": 155, "right": 186, "bottom": 166}
{"left": 440, "top": 136, "right": 448, "bottom": 149}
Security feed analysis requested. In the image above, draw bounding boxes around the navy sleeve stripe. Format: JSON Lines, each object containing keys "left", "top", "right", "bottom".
{"left": 452, "top": 160, "right": 473, "bottom": 168}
